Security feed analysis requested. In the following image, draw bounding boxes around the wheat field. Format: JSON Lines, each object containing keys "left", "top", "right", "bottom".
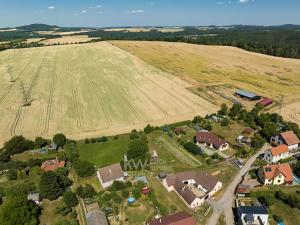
{"left": 111, "top": 41, "right": 300, "bottom": 125}
{"left": 0, "top": 42, "right": 217, "bottom": 144}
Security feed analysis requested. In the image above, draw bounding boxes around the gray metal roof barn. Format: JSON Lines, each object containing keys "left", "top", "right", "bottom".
{"left": 235, "top": 89, "right": 260, "bottom": 100}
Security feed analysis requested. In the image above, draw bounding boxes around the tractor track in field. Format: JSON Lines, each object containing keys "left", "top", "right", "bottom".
{"left": 72, "top": 48, "right": 113, "bottom": 130}
{"left": 10, "top": 50, "right": 49, "bottom": 137}
{"left": 42, "top": 50, "right": 58, "bottom": 135}
{"left": 85, "top": 48, "right": 143, "bottom": 123}
{"left": 67, "top": 65, "right": 87, "bottom": 133}
{"left": 105, "top": 43, "right": 198, "bottom": 114}
{"left": 89, "top": 81, "right": 113, "bottom": 129}
{"left": 0, "top": 83, "right": 15, "bottom": 105}
{"left": 94, "top": 47, "right": 169, "bottom": 121}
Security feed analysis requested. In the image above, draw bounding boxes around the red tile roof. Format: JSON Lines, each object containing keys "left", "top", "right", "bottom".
{"left": 258, "top": 98, "right": 273, "bottom": 107}
{"left": 270, "top": 145, "right": 289, "bottom": 156}
{"left": 148, "top": 212, "right": 197, "bottom": 225}
{"left": 195, "top": 131, "right": 227, "bottom": 149}
{"left": 41, "top": 159, "right": 65, "bottom": 171}
{"left": 262, "top": 163, "right": 293, "bottom": 182}
{"left": 280, "top": 131, "right": 300, "bottom": 146}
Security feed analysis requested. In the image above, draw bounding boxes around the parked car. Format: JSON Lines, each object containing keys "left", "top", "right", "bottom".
{"left": 234, "top": 160, "right": 243, "bottom": 168}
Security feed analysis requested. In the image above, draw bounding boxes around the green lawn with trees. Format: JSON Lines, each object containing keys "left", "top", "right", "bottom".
{"left": 78, "top": 135, "right": 130, "bottom": 168}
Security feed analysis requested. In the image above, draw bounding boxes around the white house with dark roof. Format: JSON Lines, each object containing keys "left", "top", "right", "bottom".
{"left": 237, "top": 205, "right": 269, "bottom": 225}
{"left": 97, "top": 163, "right": 125, "bottom": 188}
{"left": 162, "top": 170, "right": 222, "bottom": 208}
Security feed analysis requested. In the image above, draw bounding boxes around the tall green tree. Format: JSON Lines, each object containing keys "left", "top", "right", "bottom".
{"left": 0, "top": 195, "right": 41, "bottom": 225}
{"left": 53, "top": 133, "right": 67, "bottom": 148}
{"left": 39, "top": 171, "right": 69, "bottom": 200}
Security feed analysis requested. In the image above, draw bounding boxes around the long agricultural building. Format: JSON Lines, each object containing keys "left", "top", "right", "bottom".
{"left": 235, "top": 89, "right": 261, "bottom": 101}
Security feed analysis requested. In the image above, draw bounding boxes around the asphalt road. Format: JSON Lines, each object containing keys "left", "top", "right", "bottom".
{"left": 206, "top": 144, "right": 268, "bottom": 225}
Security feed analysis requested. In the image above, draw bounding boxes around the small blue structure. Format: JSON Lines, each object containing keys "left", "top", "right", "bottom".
{"left": 277, "top": 222, "right": 285, "bottom": 225}
{"left": 128, "top": 197, "right": 135, "bottom": 204}
{"left": 39, "top": 148, "right": 48, "bottom": 154}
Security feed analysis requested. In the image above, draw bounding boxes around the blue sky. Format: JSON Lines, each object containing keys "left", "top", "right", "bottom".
{"left": 0, "top": 0, "right": 299, "bottom": 27}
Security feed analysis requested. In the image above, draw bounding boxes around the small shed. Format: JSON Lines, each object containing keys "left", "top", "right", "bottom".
{"left": 258, "top": 98, "right": 273, "bottom": 107}
{"left": 236, "top": 184, "right": 251, "bottom": 195}
{"left": 173, "top": 127, "right": 184, "bottom": 135}
{"left": 243, "top": 128, "right": 254, "bottom": 135}
{"left": 141, "top": 187, "right": 150, "bottom": 195}
{"left": 27, "top": 192, "right": 41, "bottom": 205}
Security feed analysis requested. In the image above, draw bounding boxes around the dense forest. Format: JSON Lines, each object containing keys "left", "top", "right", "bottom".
{"left": 87, "top": 25, "right": 300, "bottom": 59}
{"left": 1, "top": 24, "right": 300, "bottom": 58}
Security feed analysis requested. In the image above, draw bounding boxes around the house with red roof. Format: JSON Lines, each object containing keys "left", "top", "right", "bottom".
{"left": 41, "top": 159, "right": 65, "bottom": 172}
{"left": 147, "top": 212, "right": 197, "bottom": 225}
{"left": 195, "top": 131, "right": 229, "bottom": 151}
{"left": 271, "top": 131, "right": 300, "bottom": 151}
{"left": 258, "top": 163, "right": 293, "bottom": 185}
{"left": 263, "top": 145, "right": 290, "bottom": 163}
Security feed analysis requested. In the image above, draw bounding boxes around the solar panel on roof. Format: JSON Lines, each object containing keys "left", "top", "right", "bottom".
{"left": 265, "top": 167, "right": 272, "bottom": 172}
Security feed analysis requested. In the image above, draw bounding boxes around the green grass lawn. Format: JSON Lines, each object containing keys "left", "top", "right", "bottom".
{"left": 269, "top": 200, "right": 300, "bottom": 225}
{"left": 147, "top": 175, "right": 190, "bottom": 213}
{"left": 78, "top": 135, "right": 130, "bottom": 168}
{"left": 11, "top": 150, "right": 58, "bottom": 161}
{"left": 123, "top": 199, "right": 155, "bottom": 225}
{"left": 39, "top": 198, "right": 74, "bottom": 225}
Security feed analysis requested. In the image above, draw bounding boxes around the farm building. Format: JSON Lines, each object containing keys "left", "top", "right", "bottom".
{"left": 162, "top": 171, "right": 222, "bottom": 208}
{"left": 258, "top": 97, "right": 273, "bottom": 107}
{"left": 235, "top": 89, "right": 260, "bottom": 101}
{"left": 97, "top": 163, "right": 125, "bottom": 188}
{"left": 147, "top": 212, "right": 197, "bottom": 225}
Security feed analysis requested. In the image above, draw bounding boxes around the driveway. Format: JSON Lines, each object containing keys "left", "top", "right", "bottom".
{"left": 206, "top": 144, "right": 269, "bottom": 225}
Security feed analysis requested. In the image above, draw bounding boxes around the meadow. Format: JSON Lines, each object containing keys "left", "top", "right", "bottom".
{"left": 0, "top": 42, "right": 216, "bottom": 145}
{"left": 111, "top": 41, "right": 300, "bottom": 124}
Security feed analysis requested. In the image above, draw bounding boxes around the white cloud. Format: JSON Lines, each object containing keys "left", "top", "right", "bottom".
{"left": 81, "top": 10, "right": 87, "bottom": 14}
{"left": 217, "top": 1, "right": 224, "bottom": 5}
{"left": 98, "top": 11, "right": 103, "bottom": 15}
{"left": 239, "top": 0, "right": 250, "bottom": 3}
{"left": 48, "top": 6, "right": 55, "bottom": 10}
{"left": 127, "top": 9, "right": 144, "bottom": 14}
{"left": 96, "top": 5, "right": 102, "bottom": 8}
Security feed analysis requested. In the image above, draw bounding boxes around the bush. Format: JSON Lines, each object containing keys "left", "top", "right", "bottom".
{"left": 63, "top": 191, "right": 78, "bottom": 208}
{"left": 110, "top": 180, "right": 126, "bottom": 191}
{"left": 183, "top": 142, "right": 199, "bottom": 155}
{"left": 76, "top": 185, "right": 96, "bottom": 199}
{"left": 132, "top": 188, "right": 141, "bottom": 200}
{"left": 4, "top": 136, "right": 34, "bottom": 155}
{"left": 84, "top": 139, "right": 90, "bottom": 144}
{"left": 273, "top": 215, "right": 282, "bottom": 223}
{"left": 73, "top": 160, "right": 95, "bottom": 178}
{"left": 122, "top": 190, "right": 129, "bottom": 198}
{"left": 56, "top": 205, "right": 72, "bottom": 216}
{"left": 90, "top": 138, "right": 96, "bottom": 143}
{"left": 144, "top": 124, "right": 154, "bottom": 134}
{"left": 7, "top": 169, "right": 17, "bottom": 180}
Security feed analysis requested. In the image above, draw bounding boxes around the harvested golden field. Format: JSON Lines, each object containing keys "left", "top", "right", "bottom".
{"left": 111, "top": 41, "right": 300, "bottom": 124}
{"left": 40, "top": 35, "right": 96, "bottom": 45}
{"left": 0, "top": 42, "right": 216, "bottom": 144}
